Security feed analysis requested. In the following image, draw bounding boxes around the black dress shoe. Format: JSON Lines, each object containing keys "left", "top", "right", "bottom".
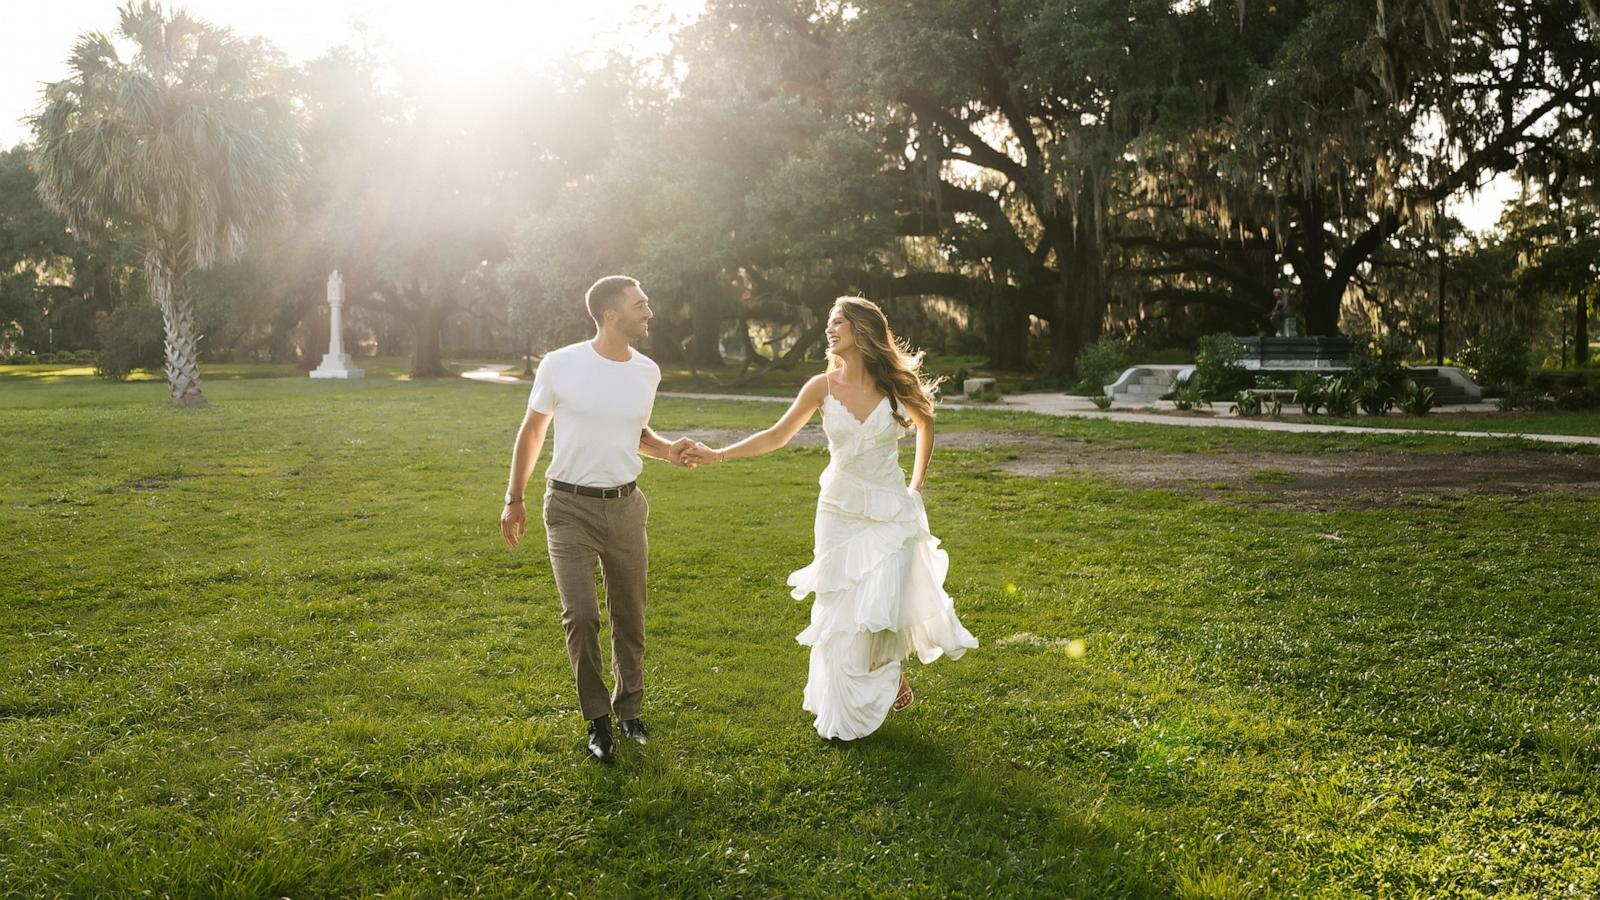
{"left": 618, "top": 718, "right": 649, "bottom": 745}
{"left": 587, "top": 716, "right": 615, "bottom": 764}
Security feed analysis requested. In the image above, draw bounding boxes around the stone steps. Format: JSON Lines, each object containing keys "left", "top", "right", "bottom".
{"left": 1405, "top": 367, "right": 1481, "bottom": 404}
{"left": 1105, "top": 365, "right": 1189, "bottom": 404}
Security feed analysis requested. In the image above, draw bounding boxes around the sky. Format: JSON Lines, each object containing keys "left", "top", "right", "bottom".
{"left": 2, "top": 0, "right": 1516, "bottom": 233}
{"left": 0, "top": 0, "right": 702, "bottom": 146}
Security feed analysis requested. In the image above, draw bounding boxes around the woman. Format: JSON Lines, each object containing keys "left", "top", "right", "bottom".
{"left": 685, "top": 297, "right": 978, "bottom": 740}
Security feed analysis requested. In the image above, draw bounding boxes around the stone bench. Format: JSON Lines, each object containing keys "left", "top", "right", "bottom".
{"left": 1238, "top": 336, "right": 1353, "bottom": 369}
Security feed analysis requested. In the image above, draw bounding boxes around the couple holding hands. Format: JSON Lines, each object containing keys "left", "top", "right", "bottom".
{"left": 501, "top": 276, "right": 977, "bottom": 763}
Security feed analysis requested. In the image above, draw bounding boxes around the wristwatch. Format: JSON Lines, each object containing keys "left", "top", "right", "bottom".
{"left": 504, "top": 493, "right": 523, "bottom": 505}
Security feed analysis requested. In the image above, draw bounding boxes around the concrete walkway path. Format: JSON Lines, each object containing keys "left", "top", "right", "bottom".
{"left": 462, "top": 365, "right": 1600, "bottom": 447}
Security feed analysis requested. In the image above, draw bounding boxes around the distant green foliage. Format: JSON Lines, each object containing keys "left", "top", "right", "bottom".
{"left": 94, "top": 301, "right": 165, "bottom": 381}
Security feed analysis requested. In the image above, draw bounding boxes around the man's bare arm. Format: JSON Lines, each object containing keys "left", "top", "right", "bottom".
{"left": 640, "top": 425, "right": 694, "bottom": 467}
{"left": 501, "top": 408, "right": 551, "bottom": 549}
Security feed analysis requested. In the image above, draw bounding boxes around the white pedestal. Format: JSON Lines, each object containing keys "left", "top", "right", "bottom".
{"left": 310, "top": 270, "right": 363, "bottom": 379}
{"left": 310, "top": 353, "right": 364, "bottom": 379}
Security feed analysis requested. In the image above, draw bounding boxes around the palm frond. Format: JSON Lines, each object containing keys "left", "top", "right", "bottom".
{"left": 32, "top": 1, "right": 299, "bottom": 271}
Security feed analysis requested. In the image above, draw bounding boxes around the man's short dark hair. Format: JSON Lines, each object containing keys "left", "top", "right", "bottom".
{"left": 585, "top": 276, "right": 641, "bottom": 326}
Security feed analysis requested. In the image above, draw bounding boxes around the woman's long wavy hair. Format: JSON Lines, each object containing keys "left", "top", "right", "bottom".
{"left": 827, "top": 297, "right": 939, "bottom": 427}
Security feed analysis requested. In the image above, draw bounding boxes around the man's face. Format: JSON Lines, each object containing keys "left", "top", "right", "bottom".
{"left": 611, "top": 285, "right": 652, "bottom": 341}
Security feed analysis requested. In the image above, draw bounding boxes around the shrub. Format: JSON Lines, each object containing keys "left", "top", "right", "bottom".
{"left": 1554, "top": 382, "right": 1600, "bottom": 411}
{"left": 1293, "top": 374, "right": 1328, "bottom": 415}
{"left": 1230, "top": 390, "right": 1263, "bottom": 418}
{"left": 949, "top": 366, "right": 969, "bottom": 395}
{"left": 1356, "top": 378, "right": 1394, "bottom": 416}
{"left": 1171, "top": 380, "right": 1210, "bottom": 411}
{"left": 1497, "top": 385, "right": 1555, "bottom": 411}
{"left": 1192, "top": 333, "right": 1248, "bottom": 396}
{"left": 1324, "top": 377, "right": 1359, "bottom": 417}
{"left": 1348, "top": 337, "right": 1407, "bottom": 394}
{"left": 1090, "top": 393, "right": 1114, "bottom": 410}
{"left": 95, "top": 301, "right": 165, "bottom": 381}
{"left": 1459, "top": 330, "right": 1531, "bottom": 393}
{"left": 1073, "top": 338, "right": 1137, "bottom": 395}
{"left": 1398, "top": 380, "right": 1436, "bottom": 416}
{"left": 1530, "top": 370, "right": 1600, "bottom": 410}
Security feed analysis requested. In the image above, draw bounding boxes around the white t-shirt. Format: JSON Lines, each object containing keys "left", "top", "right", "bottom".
{"left": 527, "top": 341, "right": 661, "bottom": 487}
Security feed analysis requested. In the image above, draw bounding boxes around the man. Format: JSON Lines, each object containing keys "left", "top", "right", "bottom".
{"left": 500, "top": 275, "right": 694, "bottom": 764}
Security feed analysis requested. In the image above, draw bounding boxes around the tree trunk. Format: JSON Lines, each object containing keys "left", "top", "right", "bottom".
{"left": 1578, "top": 291, "right": 1591, "bottom": 368}
{"left": 1049, "top": 175, "right": 1110, "bottom": 377}
{"left": 1289, "top": 192, "right": 1343, "bottom": 336}
{"left": 147, "top": 249, "right": 207, "bottom": 407}
{"left": 1301, "top": 281, "right": 1342, "bottom": 336}
{"left": 986, "top": 294, "right": 1031, "bottom": 371}
{"left": 410, "top": 304, "right": 451, "bottom": 378}
{"left": 688, "top": 288, "right": 726, "bottom": 367}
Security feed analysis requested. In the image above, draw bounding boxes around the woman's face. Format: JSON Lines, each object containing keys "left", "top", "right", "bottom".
{"left": 825, "top": 308, "right": 857, "bottom": 355}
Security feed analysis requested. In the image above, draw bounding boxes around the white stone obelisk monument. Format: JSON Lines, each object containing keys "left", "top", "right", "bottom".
{"left": 310, "top": 270, "right": 364, "bottom": 379}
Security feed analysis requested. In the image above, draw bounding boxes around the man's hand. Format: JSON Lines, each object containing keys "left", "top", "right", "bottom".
{"left": 501, "top": 501, "right": 526, "bottom": 549}
{"left": 667, "top": 435, "right": 698, "bottom": 468}
{"left": 682, "top": 440, "right": 721, "bottom": 466}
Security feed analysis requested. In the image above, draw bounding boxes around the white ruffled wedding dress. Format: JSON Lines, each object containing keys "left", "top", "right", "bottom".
{"left": 786, "top": 390, "right": 978, "bottom": 740}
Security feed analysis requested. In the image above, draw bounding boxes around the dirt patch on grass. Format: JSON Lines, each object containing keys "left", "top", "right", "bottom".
{"left": 690, "top": 427, "right": 1600, "bottom": 509}
{"left": 1041, "top": 445, "right": 1600, "bottom": 509}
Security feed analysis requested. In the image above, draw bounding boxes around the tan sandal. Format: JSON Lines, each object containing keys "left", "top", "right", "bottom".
{"left": 892, "top": 675, "right": 915, "bottom": 712}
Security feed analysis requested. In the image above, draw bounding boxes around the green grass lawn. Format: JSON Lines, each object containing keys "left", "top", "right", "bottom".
{"left": 3, "top": 374, "right": 1598, "bottom": 896}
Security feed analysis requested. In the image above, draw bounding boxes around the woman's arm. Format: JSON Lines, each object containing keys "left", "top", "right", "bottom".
{"left": 907, "top": 406, "right": 934, "bottom": 492}
{"left": 698, "top": 375, "right": 828, "bottom": 462}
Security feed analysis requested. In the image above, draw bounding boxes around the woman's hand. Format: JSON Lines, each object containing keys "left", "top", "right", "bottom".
{"left": 682, "top": 441, "right": 723, "bottom": 466}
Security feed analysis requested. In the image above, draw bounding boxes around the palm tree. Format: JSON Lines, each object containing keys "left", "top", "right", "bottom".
{"left": 30, "top": 1, "right": 298, "bottom": 406}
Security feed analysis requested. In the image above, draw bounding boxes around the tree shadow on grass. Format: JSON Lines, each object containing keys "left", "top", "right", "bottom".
{"left": 563, "top": 710, "right": 1173, "bottom": 897}
{"left": 821, "top": 722, "right": 1167, "bottom": 896}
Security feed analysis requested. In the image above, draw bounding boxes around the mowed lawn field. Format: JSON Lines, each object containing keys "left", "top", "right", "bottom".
{"left": 2, "top": 373, "right": 1599, "bottom": 897}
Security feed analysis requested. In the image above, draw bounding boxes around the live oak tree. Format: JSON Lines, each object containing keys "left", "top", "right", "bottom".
{"left": 1130, "top": 0, "right": 1600, "bottom": 338}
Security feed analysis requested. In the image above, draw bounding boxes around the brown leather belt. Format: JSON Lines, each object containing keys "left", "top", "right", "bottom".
{"left": 548, "top": 479, "right": 637, "bottom": 499}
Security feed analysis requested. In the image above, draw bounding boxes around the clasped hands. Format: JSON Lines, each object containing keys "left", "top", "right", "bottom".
{"left": 665, "top": 436, "right": 722, "bottom": 468}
